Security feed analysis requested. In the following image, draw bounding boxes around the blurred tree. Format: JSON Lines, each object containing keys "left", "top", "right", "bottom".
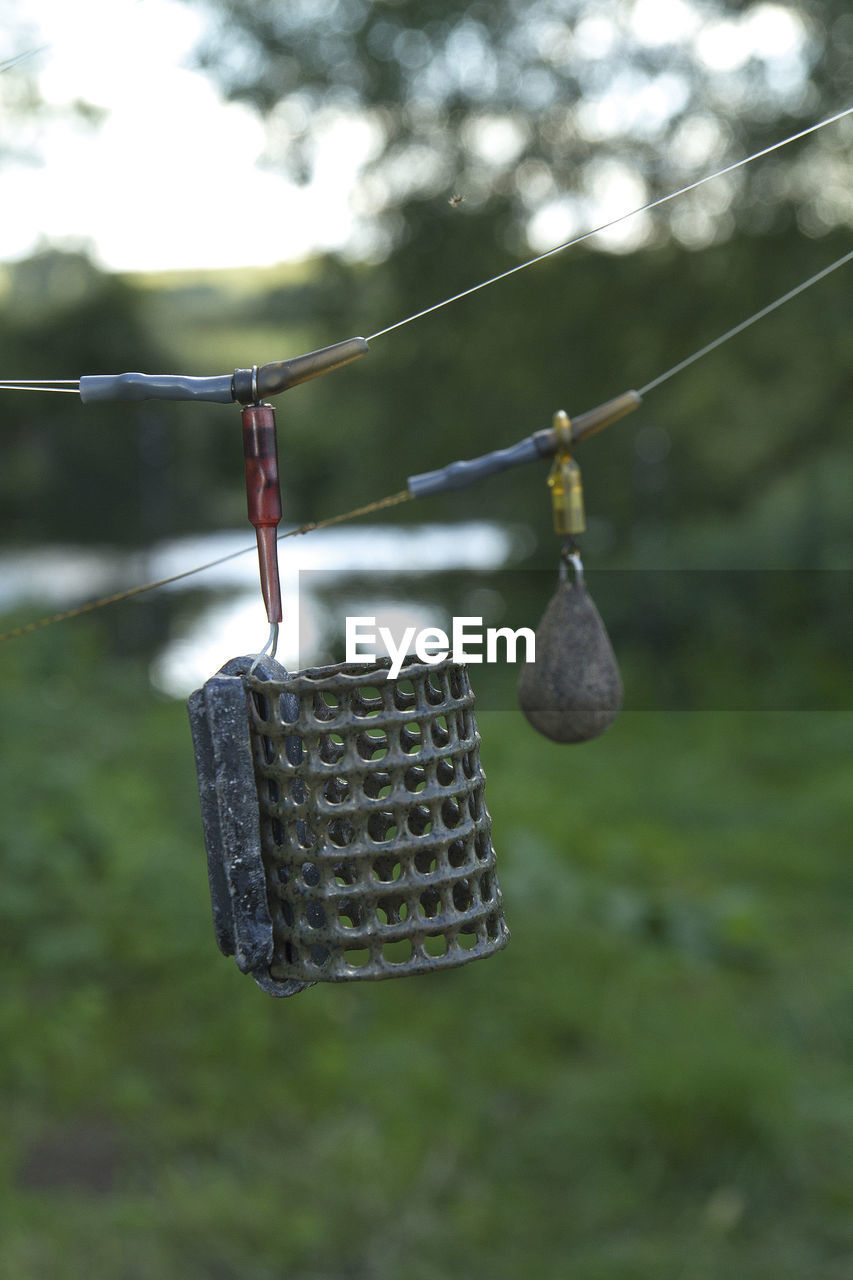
{"left": 181, "top": 0, "right": 853, "bottom": 254}
{"left": 172, "top": 0, "right": 853, "bottom": 574}
{"left": 0, "top": 19, "right": 107, "bottom": 168}
{"left": 0, "top": 248, "right": 240, "bottom": 546}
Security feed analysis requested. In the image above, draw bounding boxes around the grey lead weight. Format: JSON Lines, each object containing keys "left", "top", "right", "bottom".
{"left": 518, "top": 573, "right": 623, "bottom": 744}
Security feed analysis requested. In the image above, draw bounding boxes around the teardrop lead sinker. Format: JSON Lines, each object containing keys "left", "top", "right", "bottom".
{"left": 518, "top": 577, "right": 623, "bottom": 743}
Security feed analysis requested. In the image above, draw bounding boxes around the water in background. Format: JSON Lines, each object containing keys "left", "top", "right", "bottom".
{"left": 0, "top": 522, "right": 520, "bottom": 696}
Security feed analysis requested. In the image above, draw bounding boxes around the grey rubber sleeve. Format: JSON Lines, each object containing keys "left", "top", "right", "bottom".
{"left": 79, "top": 372, "right": 235, "bottom": 404}
{"left": 407, "top": 436, "right": 544, "bottom": 499}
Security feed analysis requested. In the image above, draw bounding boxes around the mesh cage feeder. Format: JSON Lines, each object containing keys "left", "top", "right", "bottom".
{"left": 188, "top": 653, "right": 510, "bottom": 997}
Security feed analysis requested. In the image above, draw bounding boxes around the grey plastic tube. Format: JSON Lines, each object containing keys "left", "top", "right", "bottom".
{"left": 407, "top": 391, "right": 643, "bottom": 499}
{"left": 79, "top": 372, "right": 235, "bottom": 404}
{"left": 407, "top": 436, "right": 547, "bottom": 499}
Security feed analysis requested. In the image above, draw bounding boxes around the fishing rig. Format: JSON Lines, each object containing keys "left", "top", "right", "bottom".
{"left": 3, "top": 103, "right": 853, "bottom": 994}
{"left": 17, "top": 332, "right": 637, "bottom": 994}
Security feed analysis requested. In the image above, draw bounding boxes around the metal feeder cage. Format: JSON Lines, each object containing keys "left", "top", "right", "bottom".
{"left": 189, "top": 653, "right": 510, "bottom": 996}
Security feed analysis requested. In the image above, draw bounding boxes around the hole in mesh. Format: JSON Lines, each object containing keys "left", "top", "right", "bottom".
{"left": 426, "top": 673, "right": 445, "bottom": 705}
{"left": 266, "top": 777, "right": 280, "bottom": 805}
{"left": 357, "top": 730, "right": 388, "bottom": 762}
{"left": 452, "top": 881, "right": 473, "bottom": 913}
{"left": 475, "top": 831, "right": 491, "bottom": 861}
{"left": 449, "top": 670, "right": 466, "bottom": 700}
{"left": 414, "top": 849, "right": 437, "bottom": 876}
{"left": 373, "top": 856, "right": 402, "bottom": 883}
{"left": 296, "top": 821, "right": 315, "bottom": 850}
{"left": 400, "top": 722, "right": 422, "bottom": 755}
{"left": 271, "top": 817, "right": 285, "bottom": 848}
{"left": 377, "top": 899, "right": 408, "bottom": 925}
{"left": 403, "top": 765, "right": 426, "bottom": 794}
{"left": 367, "top": 811, "right": 398, "bottom": 844}
{"left": 460, "top": 710, "right": 474, "bottom": 740}
{"left": 424, "top": 933, "right": 448, "bottom": 957}
{"left": 339, "top": 901, "right": 365, "bottom": 929}
{"left": 436, "top": 759, "right": 455, "bottom": 787}
{"left": 364, "top": 773, "right": 393, "bottom": 800}
{"left": 431, "top": 720, "right": 451, "bottom": 749}
{"left": 468, "top": 788, "right": 483, "bottom": 820}
{"left": 462, "top": 752, "right": 476, "bottom": 780}
{"left": 309, "top": 944, "right": 330, "bottom": 967}
{"left": 447, "top": 840, "right": 467, "bottom": 868}
{"left": 334, "top": 863, "right": 358, "bottom": 886}
{"left": 329, "top": 818, "right": 355, "bottom": 848}
{"left": 320, "top": 734, "right": 346, "bottom": 765}
{"left": 302, "top": 861, "right": 321, "bottom": 887}
{"left": 313, "top": 690, "right": 340, "bottom": 723}
{"left": 417, "top": 889, "right": 442, "bottom": 918}
{"left": 261, "top": 735, "right": 276, "bottom": 765}
{"left": 441, "top": 798, "right": 462, "bottom": 829}
{"left": 283, "top": 941, "right": 298, "bottom": 966}
{"left": 306, "top": 902, "right": 327, "bottom": 929}
{"left": 346, "top": 947, "right": 371, "bottom": 968}
{"left": 324, "top": 777, "right": 350, "bottom": 805}
{"left": 289, "top": 779, "right": 306, "bottom": 805}
{"left": 393, "top": 679, "right": 417, "bottom": 711}
{"left": 275, "top": 865, "right": 289, "bottom": 885}
{"left": 280, "top": 900, "right": 294, "bottom": 927}
{"left": 487, "top": 913, "right": 501, "bottom": 940}
{"left": 352, "top": 686, "right": 383, "bottom": 718}
{"left": 383, "top": 938, "right": 413, "bottom": 966}
{"left": 458, "top": 930, "right": 479, "bottom": 951}
{"left": 479, "top": 871, "right": 493, "bottom": 902}
{"left": 407, "top": 806, "right": 433, "bottom": 837}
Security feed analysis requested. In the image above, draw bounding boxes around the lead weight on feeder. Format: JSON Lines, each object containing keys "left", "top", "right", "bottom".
{"left": 518, "top": 574, "right": 622, "bottom": 744}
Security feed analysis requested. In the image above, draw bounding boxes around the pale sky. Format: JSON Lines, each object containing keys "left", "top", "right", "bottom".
{"left": 1, "top": 0, "right": 811, "bottom": 273}
{"left": 1, "top": 0, "right": 376, "bottom": 271}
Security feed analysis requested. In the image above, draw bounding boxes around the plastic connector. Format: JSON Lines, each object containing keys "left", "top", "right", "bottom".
{"left": 79, "top": 337, "right": 369, "bottom": 406}
{"left": 79, "top": 372, "right": 234, "bottom": 404}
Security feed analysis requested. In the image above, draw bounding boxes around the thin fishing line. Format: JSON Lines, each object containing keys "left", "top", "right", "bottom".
{"left": 639, "top": 247, "right": 853, "bottom": 395}
{"left": 0, "top": 490, "right": 411, "bottom": 643}
{"left": 367, "top": 103, "right": 853, "bottom": 342}
{"left": 0, "top": 47, "right": 47, "bottom": 74}
{"left": 1, "top": 234, "right": 849, "bottom": 644}
{"left": 0, "top": 381, "right": 79, "bottom": 391}
{"left": 2, "top": 107, "right": 851, "bottom": 391}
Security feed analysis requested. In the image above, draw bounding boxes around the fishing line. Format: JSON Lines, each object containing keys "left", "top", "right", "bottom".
{"left": 1, "top": 239, "right": 849, "bottom": 643}
{"left": 0, "top": 47, "right": 48, "bottom": 74}
{"left": 367, "top": 103, "right": 853, "bottom": 342}
{"left": 2, "top": 104, "right": 851, "bottom": 392}
{"left": 2, "top": 236, "right": 849, "bottom": 643}
{"left": 0, "top": 490, "right": 412, "bottom": 643}
{"left": 1, "top": 111, "right": 852, "bottom": 641}
{"left": 0, "top": 384, "right": 80, "bottom": 393}
{"left": 639, "top": 246, "right": 853, "bottom": 395}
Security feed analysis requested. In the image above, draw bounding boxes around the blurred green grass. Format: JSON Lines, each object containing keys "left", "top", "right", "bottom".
{"left": 2, "top": 619, "right": 853, "bottom": 1278}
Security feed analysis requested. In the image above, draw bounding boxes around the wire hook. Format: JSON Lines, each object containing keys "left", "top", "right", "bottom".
{"left": 250, "top": 622, "right": 280, "bottom": 675}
